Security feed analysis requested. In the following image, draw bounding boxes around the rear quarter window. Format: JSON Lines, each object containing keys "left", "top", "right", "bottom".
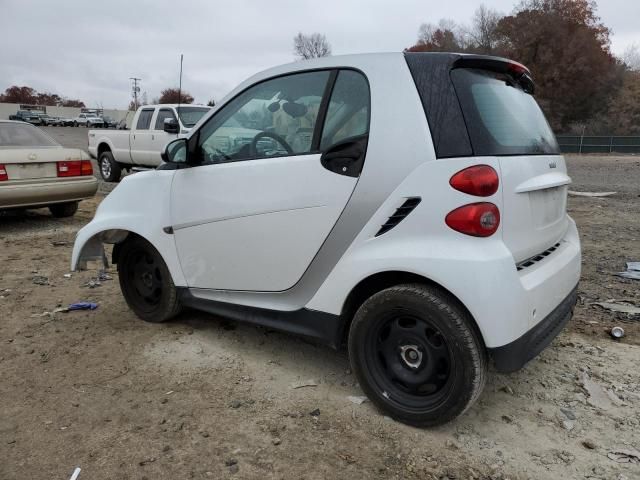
{"left": 451, "top": 68, "right": 559, "bottom": 156}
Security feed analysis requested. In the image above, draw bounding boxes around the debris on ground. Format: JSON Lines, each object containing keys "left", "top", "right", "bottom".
{"left": 62, "top": 302, "right": 98, "bottom": 312}
{"left": 607, "top": 447, "right": 640, "bottom": 464}
{"left": 593, "top": 301, "right": 640, "bottom": 316}
{"left": 309, "top": 408, "right": 321, "bottom": 417}
{"left": 51, "top": 241, "right": 68, "bottom": 247}
{"left": 347, "top": 395, "right": 368, "bottom": 405}
{"left": 32, "top": 275, "right": 49, "bottom": 285}
{"left": 568, "top": 190, "right": 617, "bottom": 197}
{"left": 610, "top": 326, "right": 625, "bottom": 339}
{"left": 581, "top": 372, "right": 615, "bottom": 410}
{"left": 616, "top": 262, "right": 640, "bottom": 281}
{"left": 290, "top": 379, "right": 318, "bottom": 389}
{"left": 63, "top": 273, "right": 72, "bottom": 279}
{"left": 68, "top": 467, "right": 81, "bottom": 480}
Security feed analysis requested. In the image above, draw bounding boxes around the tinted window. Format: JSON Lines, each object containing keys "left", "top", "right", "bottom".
{"left": 320, "top": 70, "right": 370, "bottom": 150}
{"left": 198, "top": 71, "right": 330, "bottom": 164}
{"left": 451, "top": 68, "right": 559, "bottom": 156}
{"left": 176, "top": 107, "right": 210, "bottom": 127}
{"left": 155, "top": 109, "right": 176, "bottom": 130}
{"left": 136, "top": 109, "right": 154, "bottom": 130}
{"left": 0, "top": 123, "right": 59, "bottom": 147}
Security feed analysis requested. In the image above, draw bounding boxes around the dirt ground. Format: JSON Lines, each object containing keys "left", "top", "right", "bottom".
{"left": 1, "top": 149, "right": 639, "bottom": 480}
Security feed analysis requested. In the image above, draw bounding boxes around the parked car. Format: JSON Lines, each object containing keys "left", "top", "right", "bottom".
{"left": 87, "top": 104, "right": 211, "bottom": 181}
{"left": 8, "top": 110, "right": 42, "bottom": 125}
{"left": 59, "top": 117, "right": 75, "bottom": 127}
{"left": 72, "top": 53, "right": 581, "bottom": 427}
{"left": 101, "top": 116, "right": 118, "bottom": 128}
{"left": 73, "top": 113, "right": 103, "bottom": 128}
{"left": 40, "top": 115, "right": 63, "bottom": 126}
{"left": 0, "top": 120, "right": 98, "bottom": 216}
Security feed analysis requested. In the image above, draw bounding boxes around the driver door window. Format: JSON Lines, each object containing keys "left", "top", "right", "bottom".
{"left": 198, "top": 71, "right": 330, "bottom": 163}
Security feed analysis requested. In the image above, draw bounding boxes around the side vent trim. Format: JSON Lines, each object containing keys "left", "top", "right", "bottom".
{"left": 375, "top": 197, "right": 422, "bottom": 237}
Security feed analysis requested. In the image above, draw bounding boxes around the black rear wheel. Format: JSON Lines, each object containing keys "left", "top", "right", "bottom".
{"left": 348, "top": 284, "right": 487, "bottom": 427}
{"left": 49, "top": 201, "right": 78, "bottom": 218}
{"left": 117, "top": 236, "right": 181, "bottom": 323}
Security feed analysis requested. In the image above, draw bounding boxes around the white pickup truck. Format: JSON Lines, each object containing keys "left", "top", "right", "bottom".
{"left": 87, "top": 104, "right": 211, "bottom": 181}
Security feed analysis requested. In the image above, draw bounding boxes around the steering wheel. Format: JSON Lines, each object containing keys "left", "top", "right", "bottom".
{"left": 249, "top": 131, "right": 293, "bottom": 157}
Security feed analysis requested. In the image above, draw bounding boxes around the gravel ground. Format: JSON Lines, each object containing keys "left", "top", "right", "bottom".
{"left": 0, "top": 149, "right": 639, "bottom": 480}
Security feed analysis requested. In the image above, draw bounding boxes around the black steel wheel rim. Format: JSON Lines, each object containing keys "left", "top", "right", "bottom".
{"left": 365, "top": 312, "right": 454, "bottom": 411}
{"left": 125, "top": 248, "right": 163, "bottom": 311}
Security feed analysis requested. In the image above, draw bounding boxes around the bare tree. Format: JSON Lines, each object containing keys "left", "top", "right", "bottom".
{"left": 622, "top": 43, "right": 640, "bottom": 71}
{"left": 468, "top": 4, "right": 502, "bottom": 54}
{"left": 293, "top": 32, "right": 332, "bottom": 60}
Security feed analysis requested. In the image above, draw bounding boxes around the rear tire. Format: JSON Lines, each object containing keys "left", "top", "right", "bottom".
{"left": 348, "top": 283, "right": 487, "bottom": 427}
{"left": 117, "top": 236, "right": 181, "bottom": 323}
{"left": 99, "top": 151, "right": 122, "bottom": 182}
{"left": 49, "top": 201, "right": 78, "bottom": 218}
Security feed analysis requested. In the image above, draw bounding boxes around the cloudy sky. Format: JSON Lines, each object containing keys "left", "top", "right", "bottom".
{"left": 1, "top": 0, "right": 638, "bottom": 108}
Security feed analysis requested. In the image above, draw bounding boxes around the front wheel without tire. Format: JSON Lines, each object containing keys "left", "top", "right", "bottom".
{"left": 49, "top": 201, "right": 78, "bottom": 218}
{"left": 348, "top": 284, "right": 487, "bottom": 427}
{"left": 99, "top": 151, "right": 122, "bottom": 182}
{"left": 117, "top": 236, "right": 181, "bottom": 323}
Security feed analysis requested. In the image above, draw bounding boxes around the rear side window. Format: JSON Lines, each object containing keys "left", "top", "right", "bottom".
{"left": 320, "top": 70, "right": 370, "bottom": 150}
{"left": 136, "top": 109, "right": 154, "bottom": 130}
{"left": 451, "top": 68, "right": 559, "bottom": 156}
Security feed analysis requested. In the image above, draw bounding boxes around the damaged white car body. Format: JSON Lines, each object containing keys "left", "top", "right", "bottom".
{"left": 72, "top": 52, "right": 581, "bottom": 427}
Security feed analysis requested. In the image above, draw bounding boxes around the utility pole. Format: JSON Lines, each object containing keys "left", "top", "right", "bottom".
{"left": 129, "top": 77, "right": 141, "bottom": 110}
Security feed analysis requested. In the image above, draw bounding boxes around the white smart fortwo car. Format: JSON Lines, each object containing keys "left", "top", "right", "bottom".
{"left": 72, "top": 53, "right": 581, "bottom": 426}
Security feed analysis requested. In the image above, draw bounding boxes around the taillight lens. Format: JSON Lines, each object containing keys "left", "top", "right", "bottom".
{"left": 450, "top": 165, "right": 499, "bottom": 197}
{"left": 57, "top": 160, "right": 93, "bottom": 177}
{"left": 445, "top": 202, "right": 500, "bottom": 237}
{"left": 81, "top": 160, "right": 93, "bottom": 176}
{"left": 0, "top": 164, "right": 8, "bottom": 181}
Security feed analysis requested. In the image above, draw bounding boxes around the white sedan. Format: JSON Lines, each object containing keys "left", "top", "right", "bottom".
{"left": 0, "top": 120, "right": 98, "bottom": 217}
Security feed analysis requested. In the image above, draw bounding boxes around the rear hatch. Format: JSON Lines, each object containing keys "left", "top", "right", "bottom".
{"left": 405, "top": 53, "right": 569, "bottom": 264}
{"left": 450, "top": 64, "right": 569, "bottom": 262}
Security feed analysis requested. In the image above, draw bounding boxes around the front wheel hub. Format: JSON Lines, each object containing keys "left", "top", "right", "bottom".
{"left": 399, "top": 344, "right": 423, "bottom": 369}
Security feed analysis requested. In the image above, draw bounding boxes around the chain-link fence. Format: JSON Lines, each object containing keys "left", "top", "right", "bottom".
{"left": 557, "top": 135, "right": 640, "bottom": 154}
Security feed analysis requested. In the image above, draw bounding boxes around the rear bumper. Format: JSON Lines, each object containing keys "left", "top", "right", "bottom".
{"left": 0, "top": 177, "right": 98, "bottom": 209}
{"left": 489, "top": 285, "right": 578, "bottom": 372}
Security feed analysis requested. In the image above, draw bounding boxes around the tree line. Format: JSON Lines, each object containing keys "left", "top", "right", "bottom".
{"left": 404, "top": 0, "right": 640, "bottom": 135}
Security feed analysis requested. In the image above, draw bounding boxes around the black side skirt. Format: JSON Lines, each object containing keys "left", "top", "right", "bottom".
{"left": 489, "top": 285, "right": 578, "bottom": 373}
{"left": 178, "top": 288, "right": 344, "bottom": 349}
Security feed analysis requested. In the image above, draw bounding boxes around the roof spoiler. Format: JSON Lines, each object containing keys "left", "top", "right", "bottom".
{"left": 452, "top": 55, "right": 535, "bottom": 94}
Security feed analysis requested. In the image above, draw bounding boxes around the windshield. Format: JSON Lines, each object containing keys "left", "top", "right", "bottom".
{"left": 0, "top": 123, "right": 60, "bottom": 147}
{"left": 451, "top": 68, "right": 559, "bottom": 156}
{"left": 177, "top": 107, "right": 210, "bottom": 127}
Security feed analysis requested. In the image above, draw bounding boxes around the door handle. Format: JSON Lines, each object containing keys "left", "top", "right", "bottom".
{"left": 320, "top": 135, "right": 368, "bottom": 177}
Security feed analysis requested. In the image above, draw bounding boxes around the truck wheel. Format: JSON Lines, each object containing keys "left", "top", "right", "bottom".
{"left": 99, "top": 151, "right": 122, "bottom": 182}
{"left": 49, "top": 201, "right": 79, "bottom": 218}
{"left": 117, "top": 236, "right": 181, "bottom": 323}
{"left": 348, "top": 284, "right": 487, "bottom": 427}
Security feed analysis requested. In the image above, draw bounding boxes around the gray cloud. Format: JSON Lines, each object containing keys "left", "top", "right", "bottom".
{"left": 1, "top": 0, "right": 637, "bottom": 108}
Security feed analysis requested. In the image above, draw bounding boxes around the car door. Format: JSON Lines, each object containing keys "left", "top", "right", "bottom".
{"left": 149, "top": 108, "right": 178, "bottom": 165}
{"left": 170, "top": 69, "right": 371, "bottom": 292}
{"left": 129, "top": 108, "right": 155, "bottom": 165}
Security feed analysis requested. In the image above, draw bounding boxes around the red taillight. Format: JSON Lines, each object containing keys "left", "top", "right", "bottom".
{"left": 0, "top": 164, "right": 7, "bottom": 181}
{"left": 450, "top": 165, "right": 499, "bottom": 197}
{"left": 445, "top": 202, "right": 500, "bottom": 237}
{"left": 57, "top": 160, "right": 93, "bottom": 177}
